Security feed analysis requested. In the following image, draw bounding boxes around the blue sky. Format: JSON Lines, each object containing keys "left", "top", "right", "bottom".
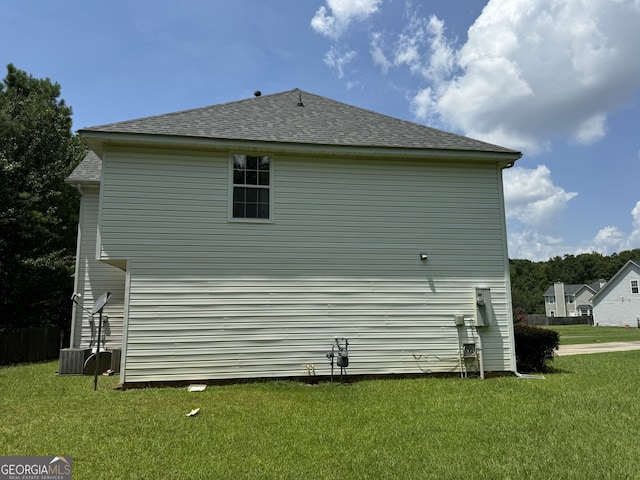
{"left": 2, "top": 0, "right": 640, "bottom": 261}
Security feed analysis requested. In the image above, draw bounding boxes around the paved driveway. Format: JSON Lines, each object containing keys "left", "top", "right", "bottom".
{"left": 556, "top": 340, "right": 640, "bottom": 356}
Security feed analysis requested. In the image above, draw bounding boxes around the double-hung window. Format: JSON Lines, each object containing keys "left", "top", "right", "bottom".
{"left": 231, "top": 154, "right": 271, "bottom": 220}
{"left": 631, "top": 280, "right": 639, "bottom": 294}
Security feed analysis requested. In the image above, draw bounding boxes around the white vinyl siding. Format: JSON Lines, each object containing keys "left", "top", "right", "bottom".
{"left": 98, "top": 149, "right": 513, "bottom": 383}
{"left": 70, "top": 186, "right": 125, "bottom": 349}
{"left": 593, "top": 265, "right": 640, "bottom": 327}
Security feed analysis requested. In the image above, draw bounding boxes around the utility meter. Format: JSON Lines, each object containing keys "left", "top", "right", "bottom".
{"left": 474, "top": 288, "right": 492, "bottom": 327}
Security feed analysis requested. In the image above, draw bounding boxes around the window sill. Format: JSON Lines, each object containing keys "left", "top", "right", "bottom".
{"left": 228, "top": 217, "right": 274, "bottom": 224}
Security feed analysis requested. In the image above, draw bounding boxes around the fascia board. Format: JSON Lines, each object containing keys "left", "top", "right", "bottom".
{"left": 79, "top": 131, "right": 522, "bottom": 167}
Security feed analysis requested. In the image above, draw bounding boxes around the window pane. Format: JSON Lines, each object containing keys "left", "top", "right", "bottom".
{"left": 233, "top": 187, "right": 245, "bottom": 202}
{"left": 258, "top": 172, "right": 269, "bottom": 185}
{"left": 233, "top": 155, "right": 246, "bottom": 169}
{"left": 247, "top": 155, "right": 258, "bottom": 171}
{"left": 246, "top": 170, "right": 258, "bottom": 185}
{"left": 233, "top": 202, "right": 244, "bottom": 218}
{"left": 246, "top": 204, "right": 258, "bottom": 218}
{"left": 259, "top": 156, "right": 270, "bottom": 170}
{"left": 234, "top": 170, "right": 245, "bottom": 185}
{"left": 259, "top": 204, "right": 269, "bottom": 218}
{"left": 246, "top": 188, "right": 258, "bottom": 202}
{"left": 258, "top": 188, "right": 269, "bottom": 202}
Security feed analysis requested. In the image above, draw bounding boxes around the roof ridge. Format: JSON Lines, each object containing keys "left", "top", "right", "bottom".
{"left": 79, "top": 88, "right": 522, "bottom": 155}
{"left": 80, "top": 88, "right": 303, "bottom": 131}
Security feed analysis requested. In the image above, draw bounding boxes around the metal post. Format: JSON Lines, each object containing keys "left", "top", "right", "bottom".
{"left": 93, "top": 308, "right": 103, "bottom": 391}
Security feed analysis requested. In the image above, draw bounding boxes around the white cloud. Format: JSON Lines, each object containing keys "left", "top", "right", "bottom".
{"left": 576, "top": 201, "right": 640, "bottom": 256}
{"left": 573, "top": 113, "right": 607, "bottom": 145}
{"left": 323, "top": 46, "right": 357, "bottom": 79}
{"left": 311, "top": 0, "right": 382, "bottom": 39}
{"left": 590, "top": 226, "right": 627, "bottom": 254}
{"left": 410, "top": 87, "right": 435, "bottom": 121}
{"left": 627, "top": 201, "right": 640, "bottom": 247}
{"left": 374, "top": 14, "right": 455, "bottom": 82}
{"left": 503, "top": 165, "right": 577, "bottom": 232}
{"left": 370, "top": 32, "right": 391, "bottom": 73}
{"left": 508, "top": 230, "right": 565, "bottom": 261}
{"left": 393, "top": 15, "right": 427, "bottom": 73}
{"left": 503, "top": 165, "right": 580, "bottom": 259}
{"left": 406, "top": 0, "right": 640, "bottom": 155}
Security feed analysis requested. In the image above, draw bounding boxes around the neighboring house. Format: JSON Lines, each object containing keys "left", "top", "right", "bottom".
{"left": 65, "top": 88, "right": 522, "bottom": 386}
{"left": 592, "top": 260, "right": 640, "bottom": 327}
{"left": 543, "top": 281, "right": 605, "bottom": 317}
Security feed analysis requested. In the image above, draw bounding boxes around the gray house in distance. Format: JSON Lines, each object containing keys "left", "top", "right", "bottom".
{"left": 543, "top": 281, "right": 605, "bottom": 317}
{"left": 65, "top": 88, "right": 522, "bottom": 386}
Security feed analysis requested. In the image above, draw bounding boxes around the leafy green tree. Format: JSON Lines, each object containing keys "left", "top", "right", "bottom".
{"left": 510, "top": 259, "right": 549, "bottom": 314}
{"left": 0, "top": 64, "right": 84, "bottom": 331}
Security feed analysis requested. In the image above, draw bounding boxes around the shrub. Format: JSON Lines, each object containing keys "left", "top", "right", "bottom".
{"left": 514, "top": 324, "right": 559, "bottom": 372}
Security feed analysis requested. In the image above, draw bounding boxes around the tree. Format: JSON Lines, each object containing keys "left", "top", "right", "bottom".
{"left": 0, "top": 64, "right": 84, "bottom": 331}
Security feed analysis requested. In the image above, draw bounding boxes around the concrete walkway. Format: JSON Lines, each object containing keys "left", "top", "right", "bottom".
{"left": 556, "top": 340, "right": 640, "bottom": 356}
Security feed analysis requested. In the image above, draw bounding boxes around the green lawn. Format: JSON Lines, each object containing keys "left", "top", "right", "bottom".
{"left": 545, "top": 324, "right": 640, "bottom": 345}
{"left": 2, "top": 353, "right": 640, "bottom": 479}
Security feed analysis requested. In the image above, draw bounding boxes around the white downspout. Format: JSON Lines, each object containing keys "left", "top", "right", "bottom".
{"left": 69, "top": 184, "right": 85, "bottom": 348}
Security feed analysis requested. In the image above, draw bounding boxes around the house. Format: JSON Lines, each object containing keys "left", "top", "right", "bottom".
{"left": 65, "top": 88, "right": 522, "bottom": 386}
{"left": 592, "top": 260, "right": 640, "bottom": 327}
{"left": 543, "top": 281, "right": 605, "bottom": 317}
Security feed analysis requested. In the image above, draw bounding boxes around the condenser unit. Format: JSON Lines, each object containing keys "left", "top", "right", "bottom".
{"left": 58, "top": 348, "right": 91, "bottom": 375}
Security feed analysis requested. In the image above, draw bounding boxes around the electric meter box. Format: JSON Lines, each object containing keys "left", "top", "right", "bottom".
{"left": 474, "top": 287, "right": 493, "bottom": 327}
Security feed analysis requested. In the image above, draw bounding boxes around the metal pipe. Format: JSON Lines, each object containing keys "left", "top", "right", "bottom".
{"left": 93, "top": 309, "right": 103, "bottom": 391}
{"left": 475, "top": 329, "right": 485, "bottom": 380}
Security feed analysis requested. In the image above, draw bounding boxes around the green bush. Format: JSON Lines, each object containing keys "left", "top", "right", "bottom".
{"left": 514, "top": 324, "right": 559, "bottom": 372}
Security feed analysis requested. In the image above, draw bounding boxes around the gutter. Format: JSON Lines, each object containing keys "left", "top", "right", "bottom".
{"left": 79, "top": 130, "right": 523, "bottom": 166}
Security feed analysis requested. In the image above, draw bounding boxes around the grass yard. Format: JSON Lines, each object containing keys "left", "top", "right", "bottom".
{"left": 546, "top": 324, "right": 640, "bottom": 345}
{"left": 2, "top": 353, "right": 640, "bottom": 479}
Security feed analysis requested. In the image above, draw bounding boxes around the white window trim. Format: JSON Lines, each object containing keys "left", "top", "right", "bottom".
{"left": 631, "top": 279, "right": 639, "bottom": 294}
{"left": 228, "top": 153, "right": 274, "bottom": 223}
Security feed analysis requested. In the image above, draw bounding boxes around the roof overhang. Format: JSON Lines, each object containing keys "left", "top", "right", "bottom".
{"left": 79, "top": 130, "right": 522, "bottom": 168}
{"left": 64, "top": 177, "right": 100, "bottom": 186}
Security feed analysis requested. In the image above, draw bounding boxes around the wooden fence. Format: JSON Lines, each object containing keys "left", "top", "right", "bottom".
{"left": 524, "top": 314, "right": 593, "bottom": 326}
{"left": 0, "top": 327, "right": 66, "bottom": 365}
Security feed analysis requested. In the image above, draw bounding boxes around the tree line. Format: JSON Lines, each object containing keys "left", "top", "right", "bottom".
{"left": 510, "top": 249, "right": 640, "bottom": 315}
{"left": 0, "top": 64, "right": 83, "bottom": 331}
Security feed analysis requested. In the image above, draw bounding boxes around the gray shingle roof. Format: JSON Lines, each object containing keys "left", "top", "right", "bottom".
{"left": 65, "top": 150, "right": 101, "bottom": 185}
{"left": 80, "top": 88, "right": 519, "bottom": 154}
{"left": 543, "top": 282, "right": 604, "bottom": 296}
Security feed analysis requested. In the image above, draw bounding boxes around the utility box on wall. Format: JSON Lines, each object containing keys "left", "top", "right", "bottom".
{"left": 475, "top": 288, "right": 493, "bottom": 327}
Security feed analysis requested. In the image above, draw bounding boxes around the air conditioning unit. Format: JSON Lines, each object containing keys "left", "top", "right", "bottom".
{"left": 58, "top": 348, "right": 91, "bottom": 375}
